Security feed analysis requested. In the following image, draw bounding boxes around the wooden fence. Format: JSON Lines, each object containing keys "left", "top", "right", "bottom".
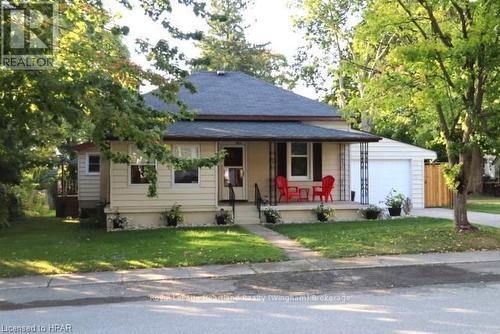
{"left": 424, "top": 164, "right": 453, "bottom": 207}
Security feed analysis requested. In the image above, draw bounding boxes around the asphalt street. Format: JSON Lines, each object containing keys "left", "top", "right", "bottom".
{"left": 1, "top": 282, "right": 499, "bottom": 334}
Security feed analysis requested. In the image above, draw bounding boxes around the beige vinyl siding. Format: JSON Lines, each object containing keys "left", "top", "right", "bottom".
{"left": 245, "top": 142, "right": 348, "bottom": 202}
{"left": 245, "top": 142, "right": 271, "bottom": 201}
{"left": 100, "top": 158, "right": 110, "bottom": 203}
{"left": 286, "top": 143, "right": 343, "bottom": 200}
{"left": 109, "top": 141, "right": 217, "bottom": 209}
{"left": 77, "top": 149, "right": 101, "bottom": 202}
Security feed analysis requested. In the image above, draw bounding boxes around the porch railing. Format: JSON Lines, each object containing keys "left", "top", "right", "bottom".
{"left": 254, "top": 183, "right": 263, "bottom": 219}
{"left": 228, "top": 182, "right": 236, "bottom": 219}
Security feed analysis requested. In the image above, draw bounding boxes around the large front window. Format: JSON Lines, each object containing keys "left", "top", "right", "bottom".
{"left": 173, "top": 145, "right": 199, "bottom": 185}
{"left": 288, "top": 142, "right": 310, "bottom": 180}
{"left": 130, "top": 149, "right": 156, "bottom": 184}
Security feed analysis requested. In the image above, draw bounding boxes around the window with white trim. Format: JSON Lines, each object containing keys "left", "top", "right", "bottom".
{"left": 86, "top": 154, "right": 100, "bottom": 174}
{"left": 288, "top": 142, "right": 311, "bottom": 180}
{"left": 130, "top": 149, "right": 156, "bottom": 184}
{"left": 173, "top": 145, "right": 199, "bottom": 185}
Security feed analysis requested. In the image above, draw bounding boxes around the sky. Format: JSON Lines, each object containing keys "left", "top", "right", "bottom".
{"left": 105, "top": 0, "right": 318, "bottom": 98}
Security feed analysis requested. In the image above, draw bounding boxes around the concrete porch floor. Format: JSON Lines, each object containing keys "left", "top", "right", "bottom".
{"left": 219, "top": 200, "right": 364, "bottom": 210}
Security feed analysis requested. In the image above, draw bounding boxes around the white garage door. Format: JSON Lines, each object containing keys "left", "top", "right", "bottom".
{"left": 351, "top": 159, "right": 411, "bottom": 206}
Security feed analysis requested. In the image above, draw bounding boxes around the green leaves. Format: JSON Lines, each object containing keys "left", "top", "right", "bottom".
{"left": 193, "top": 0, "right": 290, "bottom": 85}
{"left": 0, "top": 0, "right": 226, "bottom": 197}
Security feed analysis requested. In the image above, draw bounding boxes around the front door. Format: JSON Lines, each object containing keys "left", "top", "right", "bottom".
{"left": 221, "top": 145, "right": 246, "bottom": 200}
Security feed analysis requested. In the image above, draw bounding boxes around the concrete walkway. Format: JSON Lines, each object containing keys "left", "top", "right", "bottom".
{"left": 2, "top": 250, "right": 500, "bottom": 291}
{"left": 240, "top": 224, "right": 323, "bottom": 260}
{"left": 413, "top": 208, "right": 500, "bottom": 228}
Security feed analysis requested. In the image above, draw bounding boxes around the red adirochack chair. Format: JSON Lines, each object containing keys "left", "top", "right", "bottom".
{"left": 312, "top": 175, "right": 335, "bottom": 202}
{"left": 276, "top": 176, "right": 300, "bottom": 203}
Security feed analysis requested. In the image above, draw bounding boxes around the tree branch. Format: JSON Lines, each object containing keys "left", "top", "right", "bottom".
{"left": 396, "top": 0, "right": 428, "bottom": 39}
{"left": 435, "top": 53, "right": 455, "bottom": 88}
{"left": 367, "top": 33, "right": 396, "bottom": 80}
{"left": 451, "top": 0, "right": 468, "bottom": 39}
{"left": 436, "top": 102, "right": 451, "bottom": 140}
{"left": 417, "top": 0, "right": 453, "bottom": 47}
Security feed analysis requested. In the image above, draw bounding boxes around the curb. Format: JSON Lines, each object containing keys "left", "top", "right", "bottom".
{"left": 2, "top": 250, "right": 500, "bottom": 291}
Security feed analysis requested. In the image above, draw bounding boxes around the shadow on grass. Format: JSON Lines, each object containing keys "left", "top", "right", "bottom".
{"left": 0, "top": 217, "right": 286, "bottom": 278}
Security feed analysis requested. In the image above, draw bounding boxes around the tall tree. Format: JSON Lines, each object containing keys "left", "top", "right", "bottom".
{"left": 194, "top": 0, "right": 289, "bottom": 84}
{"left": 0, "top": 0, "right": 223, "bottom": 197}
{"left": 293, "top": 0, "right": 394, "bottom": 131}
{"left": 355, "top": 0, "right": 499, "bottom": 230}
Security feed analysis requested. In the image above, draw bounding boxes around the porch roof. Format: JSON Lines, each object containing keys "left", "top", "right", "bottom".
{"left": 164, "top": 121, "right": 380, "bottom": 142}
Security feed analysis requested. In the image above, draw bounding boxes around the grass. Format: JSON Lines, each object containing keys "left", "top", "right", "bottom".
{"left": 269, "top": 218, "right": 500, "bottom": 259}
{"left": 467, "top": 195, "right": 500, "bottom": 214}
{"left": 0, "top": 217, "right": 286, "bottom": 278}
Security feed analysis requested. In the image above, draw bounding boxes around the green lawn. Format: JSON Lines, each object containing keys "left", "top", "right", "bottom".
{"left": 467, "top": 195, "right": 500, "bottom": 214}
{"left": 270, "top": 218, "right": 500, "bottom": 259}
{"left": 0, "top": 217, "right": 286, "bottom": 278}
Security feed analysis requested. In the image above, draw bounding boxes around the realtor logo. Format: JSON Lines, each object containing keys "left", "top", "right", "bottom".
{"left": 1, "top": 2, "right": 58, "bottom": 69}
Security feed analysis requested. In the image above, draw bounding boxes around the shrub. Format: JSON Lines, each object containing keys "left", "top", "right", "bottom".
{"left": 215, "top": 209, "right": 234, "bottom": 225}
{"left": 402, "top": 197, "right": 413, "bottom": 216}
{"left": 313, "top": 203, "right": 335, "bottom": 222}
{"left": 359, "top": 205, "right": 383, "bottom": 220}
{"left": 108, "top": 212, "right": 128, "bottom": 229}
{"left": 162, "top": 204, "right": 184, "bottom": 227}
{"left": 7, "top": 192, "right": 23, "bottom": 221}
{"left": 263, "top": 207, "right": 281, "bottom": 224}
{"left": 0, "top": 184, "right": 9, "bottom": 228}
{"left": 80, "top": 204, "right": 107, "bottom": 229}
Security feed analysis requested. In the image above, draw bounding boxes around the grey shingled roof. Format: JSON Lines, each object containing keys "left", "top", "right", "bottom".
{"left": 164, "top": 121, "right": 379, "bottom": 142}
{"left": 143, "top": 71, "right": 340, "bottom": 118}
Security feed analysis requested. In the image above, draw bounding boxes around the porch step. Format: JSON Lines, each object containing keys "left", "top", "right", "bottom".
{"left": 234, "top": 205, "right": 261, "bottom": 225}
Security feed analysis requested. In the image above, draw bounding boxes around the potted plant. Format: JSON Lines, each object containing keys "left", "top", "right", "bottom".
{"left": 162, "top": 204, "right": 184, "bottom": 227}
{"left": 313, "top": 203, "right": 335, "bottom": 222}
{"left": 215, "top": 209, "right": 234, "bottom": 225}
{"left": 263, "top": 207, "right": 281, "bottom": 224}
{"left": 359, "top": 205, "right": 382, "bottom": 220}
{"left": 384, "top": 189, "right": 405, "bottom": 217}
{"left": 108, "top": 212, "right": 128, "bottom": 229}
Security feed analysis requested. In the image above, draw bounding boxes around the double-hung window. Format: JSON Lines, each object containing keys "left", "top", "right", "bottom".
{"left": 86, "top": 153, "right": 100, "bottom": 175}
{"left": 173, "top": 145, "right": 199, "bottom": 185}
{"left": 288, "top": 142, "right": 311, "bottom": 180}
{"left": 130, "top": 149, "right": 156, "bottom": 184}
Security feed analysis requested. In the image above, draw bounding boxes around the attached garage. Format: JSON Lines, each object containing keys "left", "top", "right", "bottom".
{"left": 351, "top": 137, "right": 436, "bottom": 208}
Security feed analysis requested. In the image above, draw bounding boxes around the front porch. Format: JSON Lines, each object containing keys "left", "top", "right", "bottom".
{"left": 216, "top": 140, "right": 370, "bottom": 206}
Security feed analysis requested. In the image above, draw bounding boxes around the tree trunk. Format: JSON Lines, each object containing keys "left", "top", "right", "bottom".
{"left": 357, "top": 83, "right": 373, "bottom": 132}
{"left": 453, "top": 153, "right": 478, "bottom": 232}
{"left": 360, "top": 112, "right": 372, "bottom": 132}
{"left": 453, "top": 191, "right": 476, "bottom": 232}
{"left": 465, "top": 145, "right": 483, "bottom": 195}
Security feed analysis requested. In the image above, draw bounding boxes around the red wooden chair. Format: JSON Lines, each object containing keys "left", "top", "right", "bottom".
{"left": 276, "top": 176, "right": 300, "bottom": 203}
{"left": 312, "top": 175, "right": 335, "bottom": 202}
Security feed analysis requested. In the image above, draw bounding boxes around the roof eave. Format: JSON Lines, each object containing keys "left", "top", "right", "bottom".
{"left": 73, "top": 142, "right": 97, "bottom": 151}
{"left": 163, "top": 135, "right": 380, "bottom": 143}
{"left": 194, "top": 115, "right": 343, "bottom": 121}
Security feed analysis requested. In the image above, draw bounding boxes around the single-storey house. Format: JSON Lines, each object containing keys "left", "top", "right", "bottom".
{"left": 75, "top": 71, "right": 433, "bottom": 230}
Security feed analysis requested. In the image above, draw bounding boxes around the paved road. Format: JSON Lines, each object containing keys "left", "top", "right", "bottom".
{"left": 1, "top": 282, "right": 499, "bottom": 334}
{"left": 414, "top": 208, "right": 500, "bottom": 228}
